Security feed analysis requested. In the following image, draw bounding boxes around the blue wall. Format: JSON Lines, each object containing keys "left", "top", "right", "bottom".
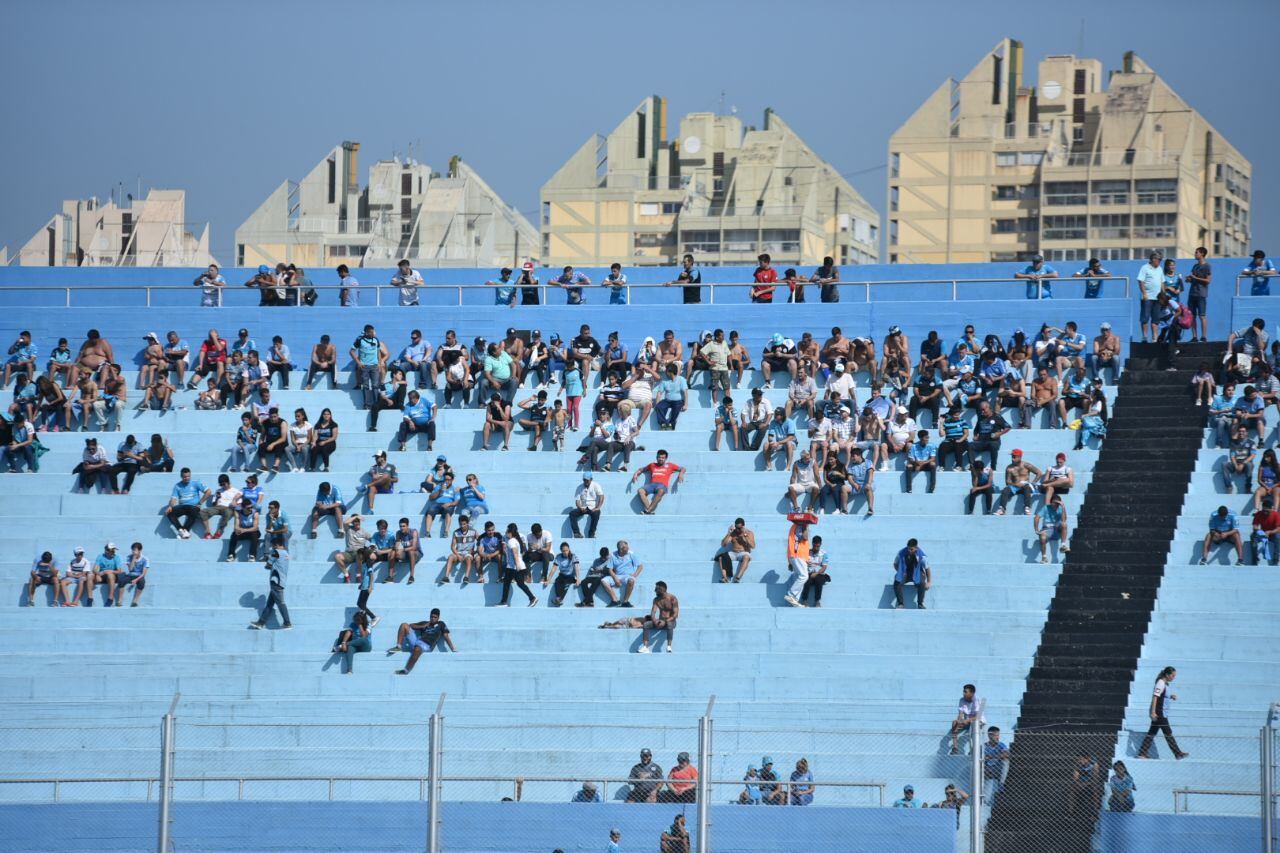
{"left": 1097, "top": 811, "right": 1260, "bottom": 853}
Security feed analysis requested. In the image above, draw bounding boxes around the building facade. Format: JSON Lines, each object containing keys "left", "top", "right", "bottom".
{"left": 887, "top": 39, "right": 1251, "bottom": 264}
{"left": 10, "top": 189, "right": 213, "bottom": 267}
{"left": 541, "top": 96, "right": 879, "bottom": 268}
{"left": 234, "top": 142, "right": 537, "bottom": 269}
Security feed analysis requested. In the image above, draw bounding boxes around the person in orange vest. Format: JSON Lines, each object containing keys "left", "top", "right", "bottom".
{"left": 784, "top": 517, "right": 813, "bottom": 607}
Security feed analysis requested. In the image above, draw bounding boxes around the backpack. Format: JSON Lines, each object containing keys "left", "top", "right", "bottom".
{"left": 1177, "top": 304, "right": 1193, "bottom": 329}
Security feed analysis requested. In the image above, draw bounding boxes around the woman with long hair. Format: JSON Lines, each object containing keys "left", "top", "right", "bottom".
{"left": 1137, "top": 666, "right": 1188, "bottom": 760}
{"left": 308, "top": 408, "right": 339, "bottom": 472}
{"left": 497, "top": 522, "right": 537, "bottom": 608}
{"left": 1254, "top": 449, "right": 1280, "bottom": 512}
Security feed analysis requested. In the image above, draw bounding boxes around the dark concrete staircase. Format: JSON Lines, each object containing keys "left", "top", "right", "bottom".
{"left": 986, "top": 340, "right": 1223, "bottom": 853}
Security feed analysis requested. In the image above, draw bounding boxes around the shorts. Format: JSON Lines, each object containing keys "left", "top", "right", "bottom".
{"left": 372, "top": 484, "right": 393, "bottom": 495}
{"left": 604, "top": 573, "right": 634, "bottom": 589}
{"left": 5, "top": 355, "right": 33, "bottom": 366}
{"left": 1139, "top": 300, "right": 1156, "bottom": 324}
{"left": 313, "top": 505, "right": 339, "bottom": 517}
{"left": 401, "top": 636, "right": 435, "bottom": 654}
{"left": 340, "top": 549, "right": 369, "bottom": 565}
{"left": 710, "top": 370, "right": 731, "bottom": 393}
{"left": 642, "top": 483, "right": 668, "bottom": 497}
{"left": 717, "top": 549, "right": 749, "bottom": 566}
{"left": 31, "top": 575, "right": 56, "bottom": 586}
{"left": 765, "top": 356, "right": 792, "bottom": 371}
{"left": 1188, "top": 293, "right": 1207, "bottom": 317}
{"left": 425, "top": 501, "right": 453, "bottom": 514}
{"left": 119, "top": 575, "right": 146, "bottom": 590}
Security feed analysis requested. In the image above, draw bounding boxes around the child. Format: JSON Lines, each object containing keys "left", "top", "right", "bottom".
{"left": 231, "top": 412, "right": 259, "bottom": 472}
{"left": 550, "top": 399, "right": 568, "bottom": 451}
{"left": 115, "top": 542, "right": 150, "bottom": 608}
{"left": 196, "top": 377, "right": 223, "bottom": 410}
{"left": 714, "top": 395, "right": 739, "bottom": 450}
{"left": 47, "top": 338, "right": 73, "bottom": 386}
{"left": 562, "top": 362, "right": 584, "bottom": 430}
{"left": 728, "top": 331, "right": 752, "bottom": 387}
{"left": 1190, "top": 361, "right": 1215, "bottom": 407}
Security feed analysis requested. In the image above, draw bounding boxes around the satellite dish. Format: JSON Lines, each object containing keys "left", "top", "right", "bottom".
{"left": 1042, "top": 81, "right": 1062, "bottom": 100}
{"left": 684, "top": 136, "right": 702, "bottom": 154}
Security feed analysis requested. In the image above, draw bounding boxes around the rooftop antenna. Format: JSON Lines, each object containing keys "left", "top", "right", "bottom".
{"left": 718, "top": 89, "right": 725, "bottom": 115}
{"left": 1078, "top": 18, "right": 1085, "bottom": 56}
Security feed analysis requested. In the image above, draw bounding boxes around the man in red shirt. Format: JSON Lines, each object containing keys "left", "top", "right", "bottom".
{"left": 660, "top": 751, "right": 698, "bottom": 803}
{"left": 630, "top": 450, "right": 686, "bottom": 515}
{"left": 751, "top": 253, "right": 778, "bottom": 303}
{"left": 1251, "top": 497, "right": 1280, "bottom": 565}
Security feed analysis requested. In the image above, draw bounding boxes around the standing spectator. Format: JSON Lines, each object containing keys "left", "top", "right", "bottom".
{"left": 562, "top": 356, "right": 585, "bottom": 431}
{"left": 192, "top": 263, "right": 226, "bottom": 306}
{"left": 1015, "top": 254, "right": 1058, "bottom": 300}
{"left": 1242, "top": 249, "right": 1278, "bottom": 296}
{"left": 1035, "top": 494, "right": 1070, "bottom": 563}
{"left": 905, "top": 429, "right": 938, "bottom": 494}
{"left": 1071, "top": 257, "right": 1111, "bottom": 299}
{"left": 227, "top": 498, "right": 262, "bottom": 562}
{"left": 1200, "top": 505, "right": 1245, "bottom": 565}
{"left": 350, "top": 325, "right": 389, "bottom": 410}
{"left": 631, "top": 450, "right": 685, "bottom": 515}
{"left": 1069, "top": 752, "right": 1102, "bottom": 819}
{"left": 783, "top": 517, "right": 812, "bottom": 608}
{"left": 1137, "top": 250, "right": 1165, "bottom": 342}
{"left": 1186, "top": 247, "right": 1212, "bottom": 341}
{"left": 716, "top": 518, "right": 755, "bottom": 582}
{"left": 812, "top": 256, "right": 840, "bottom": 303}
{"left": 569, "top": 472, "right": 605, "bottom": 539}
{"left": 799, "top": 536, "right": 830, "bottom": 607}
{"left": 337, "top": 263, "right": 360, "bottom": 306}
{"left": 307, "top": 481, "right": 346, "bottom": 538}
{"left": 391, "top": 258, "right": 423, "bottom": 306}
{"left": 552, "top": 265, "right": 591, "bottom": 304}
{"left": 303, "top": 335, "right": 337, "bottom": 390}
{"left": 966, "top": 460, "right": 994, "bottom": 515}
{"left": 637, "top": 580, "right": 678, "bottom": 653}
{"left": 892, "top": 538, "right": 932, "bottom": 610}
{"left": 548, "top": 542, "right": 581, "bottom": 606}
{"left": 604, "top": 540, "right": 643, "bottom": 607}
{"left": 700, "top": 328, "right": 731, "bottom": 404}
{"left": 387, "top": 608, "right": 456, "bottom": 675}
{"left": 332, "top": 611, "right": 373, "bottom": 675}
{"left": 599, "top": 262, "right": 628, "bottom": 304}
{"left": 626, "top": 749, "right": 663, "bottom": 802}
{"left": 787, "top": 450, "right": 820, "bottom": 512}
{"left": 486, "top": 267, "right": 517, "bottom": 308}
{"left": 751, "top": 253, "right": 778, "bottom": 302}
{"left": 165, "top": 468, "right": 208, "bottom": 540}
{"left": 762, "top": 408, "right": 797, "bottom": 471}
{"left": 248, "top": 546, "right": 292, "bottom": 630}
{"left": 497, "top": 523, "right": 538, "bottom": 607}
{"left": 983, "top": 728, "right": 1010, "bottom": 803}
{"left": 1141, "top": 666, "right": 1187, "bottom": 753}
{"left": 948, "top": 684, "right": 983, "bottom": 754}
{"left": 660, "top": 751, "right": 697, "bottom": 802}
{"left": 665, "top": 253, "right": 702, "bottom": 304}
{"left": 396, "top": 390, "right": 437, "bottom": 452}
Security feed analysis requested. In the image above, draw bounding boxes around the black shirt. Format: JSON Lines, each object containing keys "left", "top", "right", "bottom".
{"left": 679, "top": 268, "right": 702, "bottom": 304}
{"left": 572, "top": 335, "right": 600, "bottom": 358}
{"left": 974, "top": 414, "right": 1010, "bottom": 438}
{"left": 913, "top": 376, "right": 939, "bottom": 400}
{"left": 919, "top": 338, "right": 942, "bottom": 362}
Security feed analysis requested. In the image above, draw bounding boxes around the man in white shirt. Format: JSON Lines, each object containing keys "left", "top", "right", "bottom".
{"left": 391, "top": 259, "right": 424, "bottom": 307}
{"left": 199, "top": 474, "right": 243, "bottom": 540}
{"left": 826, "top": 363, "right": 857, "bottom": 407}
{"left": 1137, "top": 250, "right": 1164, "bottom": 343}
{"left": 740, "top": 388, "right": 772, "bottom": 452}
{"left": 884, "top": 407, "right": 918, "bottom": 466}
{"left": 601, "top": 409, "right": 641, "bottom": 472}
{"left": 949, "top": 683, "right": 984, "bottom": 754}
{"left": 569, "top": 473, "right": 606, "bottom": 538}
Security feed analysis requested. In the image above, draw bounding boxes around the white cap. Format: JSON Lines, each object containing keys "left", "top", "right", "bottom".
{"left": 73, "top": 546, "right": 85, "bottom": 555}
{"left": 104, "top": 541, "right": 117, "bottom": 550}
{"left": 834, "top": 363, "right": 846, "bottom": 372}
{"left": 896, "top": 406, "right": 908, "bottom": 415}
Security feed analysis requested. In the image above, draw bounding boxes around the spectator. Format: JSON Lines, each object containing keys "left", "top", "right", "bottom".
{"left": 655, "top": 329, "right": 684, "bottom": 376}
{"left": 949, "top": 684, "right": 983, "bottom": 754}
{"left": 787, "top": 449, "right": 819, "bottom": 512}
{"left": 71, "top": 436, "right": 111, "bottom": 492}
{"left": 458, "top": 473, "right": 489, "bottom": 518}
{"left": 69, "top": 328, "right": 117, "bottom": 388}
{"left": 482, "top": 341, "right": 518, "bottom": 405}
{"left": 186, "top": 329, "right": 227, "bottom": 391}
{"left": 91, "top": 542, "right": 124, "bottom": 607}
{"left": 983, "top": 727, "right": 1009, "bottom": 803}
{"left": 553, "top": 265, "right": 591, "bottom": 304}
{"left": 333, "top": 514, "right": 374, "bottom": 583}
{"left": 33, "top": 376, "right": 67, "bottom": 432}
{"left": 137, "top": 332, "right": 166, "bottom": 389}
{"left": 139, "top": 433, "right": 174, "bottom": 477}
{"left": 783, "top": 517, "right": 812, "bottom": 608}
{"left": 727, "top": 330, "right": 752, "bottom": 387}
{"left": 1057, "top": 363, "right": 1090, "bottom": 428}
{"left": 1208, "top": 383, "right": 1238, "bottom": 447}
{"left": 256, "top": 409, "right": 287, "bottom": 473}
{"left": 846, "top": 447, "right": 876, "bottom": 515}
{"left": 812, "top": 255, "right": 840, "bottom": 303}
{"left": 25, "top": 550, "right": 62, "bottom": 607}
{"left": 361, "top": 451, "right": 398, "bottom": 513}
{"left": 893, "top": 785, "right": 921, "bottom": 808}
{"left": 933, "top": 784, "right": 970, "bottom": 828}
{"left": 738, "top": 766, "right": 763, "bottom": 805}
{"left": 1201, "top": 505, "right": 1245, "bottom": 565}
{"left": 389, "top": 258, "right": 423, "bottom": 306}
{"left": 1039, "top": 452, "right": 1075, "bottom": 504}
{"left": 332, "top": 610, "right": 373, "bottom": 675}
{"left": 599, "top": 262, "right": 628, "bottom": 304}
{"left": 740, "top": 388, "right": 772, "bottom": 452}
{"left": 226, "top": 497, "right": 261, "bottom": 562}
{"left": 604, "top": 539, "right": 643, "bottom": 607}
{"left": 716, "top": 518, "right": 755, "bottom": 582}
{"left": 396, "top": 390, "right": 437, "bottom": 453}
{"left": 638, "top": 580, "right": 678, "bottom": 654}
{"left": 46, "top": 337, "right": 73, "bottom": 387}
{"left": 631, "top": 450, "right": 685, "bottom": 515}
{"left": 759, "top": 757, "right": 786, "bottom": 805}
{"left": 165, "top": 468, "right": 208, "bottom": 540}
{"left": 751, "top": 253, "right": 778, "bottom": 303}
{"left": 714, "top": 394, "right": 740, "bottom": 450}
{"left": 192, "top": 263, "right": 226, "bottom": 306}
{"left": 497, "top": 522, "right": 538, "bottom": 607}
{"left": 569, "top": 324, "right": 601, "bottom": 388}
{"left": 1, "top": 413, "right": 35, "bottom": 473}
{"left": 1253, "top": 449, "right": 1280, "bottom": 513}
{"left": 1015, "top": 253, "right": 1058, "bottom": 300}
{"left": 966, "top": 460, "right": 994, "bottom": 515}
{"left": 937, "top": 405, "right": 970, "bottom": 471}
{"left": 248, "top": 546, "right": 291, "bottom": 630}
{"left": 969, "top": 400, "right": 1010, "bottom": 469}
{"left": 892, "top": 538, "right": 932, "bottom": 610}
{"left": 654, "top": 364, "right": 689, "bottom": 431}
{"left": 827, "top": 361, "right": 858, "bottom": 410}
{"left": 1035, "top": 494, "right": 1070, "bottom": 563}
{"left": 264, "top": 500, "right": 290, "bottom": 553}
{"left": 1108, "top": 762, "right": 1136, "bottom": 813}
{"left": 333, "top": 263, "right": 360, "bottom": 306}
{"left": 423, "top": 472, "right": 461, "bottom": 539}
{"left": 486, "top": 267, "right": 518, "bottom": 308}
{"left": 516, "top": 390, "right": 550, "bottom": 450}
{"left": 760, "top": 334, "right": 798, "bottom": 387}
{"left": 390, "top": 517, "right": 420, "bottom": 584}
{"left": 789, "top": 758, "right": 815, "bottom": 805}
{"left": 660, "top": 814, "right": 690, "bottom": 853}
{"left": 1251, "top": 498, "right": 1280, "bottom": 565}
{"left": 110, "top": 542, "right": 149, "bottom": 608}
{"left": 762, "top": 408, "right": 797, "bottom": 471}
{"left": 64, "top": 547, "right": 93, "bottom": 607}
{"left": 523, "top": 522, "right": 554, "bottom": 582}
{"left": 665, "top": 253, "right": 702, "bottom": 304}
{"left": 908, "top": 366, "right": 943, "bottom": 428}
{"left": 697, "top": 328, "right": 731, "bottom": 404}
{"left": 192, "top": 378, "right": 222, "bottom": 411}
{"left": 368, "top": 368, "right": 407, "bottom": 433}
{"left": 785, "top": 370, "right": 819, "bottom": 423}
{"left": 388, "top": 608, "right": 456, "bottom": 675}
{"left": 1028, "top": 367, "right": 1060, "bottom": 428}
{"left": 1242, "top": 249, "right": 1278, "bottom": 296}
{"left": 626, "top": 749, "right": 663, "bottom": 802}
{"left": 570, "top": 472, "right": 605, "bottom": 539}
{"left": 799, "top": 536, "right": 830, "bottom": 607}
{"left": 905, "top": 429, "right": 938, "bottom": 494}
{"left": 350, "top": 325, "right": 389, "bottom": 411}
{"left": 1070, "top": 753, "right": 1103, "bottom": 819}
{"left": 1071, "top": 256, "right": 1111, "bottom": 300}
{"left": 547, "top": 541, "right": 581, "bottom": 606}
{"left": 303, "top": 335, "right": 337, "bottom": 391}
{"left": 199, "top": 474, "right": 242, "bottom": 539}
{"left": 578, "top": 546, "right": 617, "bottom": 607}
{"left": 660, "top": 751, "right": 697, "bottom": 802}
{"left": 307, "top": 481, "right": 346, "bottom": 538}
{"left": 110, "top": 434, "right": 146, "bottom": 495}
{"left": 570, "top": 779, "right": 601, "bottom": 803}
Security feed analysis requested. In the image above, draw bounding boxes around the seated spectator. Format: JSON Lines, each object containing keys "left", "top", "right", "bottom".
{"left": 788, "top": 758, "right": 815, "bottom": 806}
{"left": 569, "top": 323, "right": 601, "bottom": 387}
{"left": 139, "top": 433, "right": 175, "bottom": 476}
{"left": 423, "top": 472, "right": 461, "bottom": 538}
{"left": 307, "top": 481, "right": 346, "bottom": 538}
{"left": 631, "top": 450, "right": 684, "bottom": 515}
{"left": 91, "top": 542, "right": 124, "bottom": 608}
{"left": 369, "top": 369, "right": 407, "bottom": 433}
{"left": 576, "top": 545, "right": 616, "bottom": 606}
{"left": 661, "top": 815, "right": 690, "bottom": 853}
{"left": 1233, "top": 385, "right": 1267, "bottom": 443}
{"left": 227, "top": 497, "right": 262, "bottom": 562}
{"left": 909, "top": 367, "right": 943, "bottom": 428}
{"left": 1029, "top": 367, "right": 1060, "bottom": 428}
{"left": 759, "top": 757, "right": 786, "bottom": 805}
{"left": 738, "top": 766, "right": 763, "bottom": 805}
{"left": 601, "top": 331, "right": 630, "bottom": 383}
{"left": 846, "top": 447, "right": 876, "bottom": 515}
{"left": 194, "top": 377, "right": 222, "bottom": 411}
{"left": 1090, "top": 322, "right": 1121, "bottom": 383}
{"left": 46, "top": 337, "right": 73, "bottom": 387}
{"left": 1251, "top": 498, "right": 1280, "bottom": 565}
{"left": 894, "top": 785, "right": 921, "bottom": 808}
{"left": 1039, "top": 453, "right": 1074, "bottom": 504}
{"left": 1058, "top": 363, "right": 1090, "bottom": 426}
{"left": 883, "top": 407, "right": 917, "bottom": 467}
{"left": 264, "top": 500, "right": 290, "bottom": 552}
{"left": 200, "top": 474, "right": 242, "bottom": 539}
{"left": 1224, "top": 423, "right": 1254, "bottom": 494}
{"left": 916, "top": 331, "right": 944, "bottom": 373}
{"left": 799, "top": 536, "right": 830, "bottom": 607}
{"left": 458, "top": 473, "right": 489, "bottom": 518}
{"left": 137, "top": 333, "right": 166, "bottom": 390}
{"left": 597, "top": 403, "right": 640, "bottom": 472}
{"left": 905, "top": 429, "right": 938, "bottom": 494}
{"left": 69, "top": 328, "right": 117, "bottom": 388}
{"left": 967, "top": 460, "right": 994, "bottom": 515}
{"left": 603, "top": 539, "right": 643, "bottom": 607}
{"left": 949, "top": 684, "right": 983, "bottom": 754}
{"left": 524, "top": 331, "right": 550, "bottom": 388}
{"left": 72, "top": 436, "right": 113, "bottom": 492}
{"left": 570, "top": 472, "right": 605, "bottom": 539}
{"left": 785, "top": 370, "right": 819, "bottom": 423}
{"left": 165, "top": 468, "right": 209, "bottom": 539}
{"left": 524, "top": 522, "right": 555, "bottom": 582}
{"left": 762, "top": 408, "right": 797, "bottom": 471}
{"left": 25, "top": 551, "right": 63, "bottom": 607}
{"left": 656, "top": 329, "right": 684, "bottom": 375}
{"left": 997, "top": 368, "right": 1029, "bottom": 428}
{"left": 334, "top": 514, "right": 374, "bottom": 583}
{"left": 716, "top": 518, "right": 755, "bottom": 582}
{"left": 419, "top": 455, "right": 454, "bottom": 495}
{"left": 547, "top": 541, "right": 581, "bottom": 606}
{"left": 332, "top": 610, "right": 373, "bottom": 675}
{"left": 659, "top": 750, "right": 697, "bottom": 801}
{"left": 254, "top": 409, "right": 286, "bottom": 473}
{"left": 1035, "top": 494, "right": 1070, "bottom": 563}
{"left": 1, "top": 413, "right": 36, "bottom": 473}
{"left": 481, "top": 393, "right": 513, "bottom": 451}
{"left": 185, "top": 329, "right": 227, "bottom": 391}
{"left": 654, "top": 364, "right": 689, "bottom": 431}
{"left": 363, "top": 451, "right": 398, "bottom": 512}
{"left": 937, "top": 405, "right": 970, "bottom": 471}
{"left": 714, "top": 394, "right": 740, "bottom": 450}
{"left": 1074, "top": 390, "right": 1107, "bottom": 450}
{"left": 302, "top": 334, "right": 337, "bottom": 391}
{"left": 1201, "top": 505, "right": 1245, "bottom": 565}
{"left": 892, "top": 538, "right": 931, "bottom": 610}
{"left": 392, "top": 517, "right": 421, "bottom": 584}
{"left": 787, "top": 449, "right": 820, "bottom": 512}
{"left": 229, "top": 412, "right": 258, "bottom": 472}
{"left": 760, "top": 334, "right": 798, "bottom": 387}
{"left": 627, "top": 749, "right": 663, "bottom": 803}
{"left": 32, "top": 376, "right": 67, "bottom": 432}
{"left": 740, "top": 388, "right": 771, "bottom": 452}
{"left": 727, "top": 330, "right": 752, "bottom": 387}
{"left": 387, "top": 608, "right": 456, "bottom": 675}
{"left": 594, "top": 372, "right": 626, "bottom": 423}
{"left": 396, "top": 390, "right": 437, "bottom": 453}
{"left": 113, "top": 542, "right": 149, "bottom": 607}
{"left": 636, "top": 580, "right": 679, "bottom": 654}
{"left": 64, "top": 547, "right": 93, "bottom": 607}
{"left": 516, "top": 390, "right": 551, "bottom": 450}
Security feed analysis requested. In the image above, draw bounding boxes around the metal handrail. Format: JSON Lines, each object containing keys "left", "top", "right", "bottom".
{"left": 0, "top": 276, "right": 1132, "bottom": 307}
{"left": 1235, "top": 271, "right": 1280, "bottom": 297}
{"left": 1171, "top": 786, "right": 1271, "bottom": 813}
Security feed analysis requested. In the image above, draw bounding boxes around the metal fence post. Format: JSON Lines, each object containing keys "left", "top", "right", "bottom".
{"left": 697, "top": 695, "right": 715, "bottom": 853}
{"left": 426, "top": 693, "right": 446, "bottom": 853}
{"left": 1264, "top": 705, "right": 1277, "bottom": 853}
{"left": 970, "top": 707, "right": 984, "bottom": 853}
{"left": 156, "top": 692, "right": 180, "bottom": 853}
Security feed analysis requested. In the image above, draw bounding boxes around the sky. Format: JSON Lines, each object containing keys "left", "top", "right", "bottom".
{"left": 1, "top": 0, "right": 1276, "bottom": 262}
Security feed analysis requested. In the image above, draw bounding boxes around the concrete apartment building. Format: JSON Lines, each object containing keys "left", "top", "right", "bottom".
{"left": 886, "top": 39, "right": 1251, "bottom": 264}
{"left": 8, "top": 189, "right": 213, "bottom": 267}
{"left": 235, "top": 142, "right": 538, "bottom": 269}
{"left": 540, "top": 96, "right": 879, "bottom": 268}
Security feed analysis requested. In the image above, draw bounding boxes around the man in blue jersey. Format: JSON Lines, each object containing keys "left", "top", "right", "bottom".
{"left": 396, "top": 390, "right": 437, "bottom": 452}
{"left": 1200, "top": 505, "right": 1244, "bottom": 565}
{"left": 164, "top": 468, "right": 209, "bottom": 540}
{"left": 1014, "top": 254, "right": 1057, "bottom": 300}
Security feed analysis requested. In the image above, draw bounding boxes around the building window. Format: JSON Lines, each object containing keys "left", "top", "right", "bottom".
{"left": 1072, "top": 98, "right": 1085, "bottom": 123}
{"left": 890, "top": 187, "right": 899, "bottom": 211}
{"left": 1074, "top": 69, "right": 1087, "bottom": 94}
{"left": 237, "top": 244, "right": 245, "bottom": 266}
{"left": 1045, "top": 181, "right": 1088, "bottom": 206}
{"left": 712, "top": 152, "right": 725, "bottom": 176}
{"left": 761, "top": 229, "right": 800, "bottom": 254}
{"left": 327, "top": 158, "right": 336, "bottom": 204}
{"left": 1091, "top": 180, "right": 1130, "bottom": 205}
{"left": 992, "top": 219, "right": 1017, "bottom": 234}
{"left": 890, "top": 152, "right": 900, "bottom": 178}
{"left": 1072, "top": 126, "right": 1085, "bottom": 144}
{"left": 889, "top": 220, "right": 898, "bottom": 245}
{"left": 868, "top": 224, "right": 878, "bottom": 245}
{"left": 1135, "top": 178, "right": 1177, "bottom": 204}
{"left": 401, "top": 173, "right": 412, "bottom": 195}
{"left": 889, "top": 253, "right": 898, "bottom": 263}
{"left": 639, "top": 203, "right": 661, "bottom": 217}
{"left": 681, "top": 230, "right": 720, "bottom": 254}
{"left": 1094, "top": 247, "right": 1132, "bottom": 261}
{"left": 1045, "top": 249, "right": 1088, "bottom": 262}
{"left": 995, "top": 152, "right": 1017, "bottom": 167}
{"left": 634, "top": 232, "right": 672, "bottom": 248}
{"left": 1091, "top": 213, "right": 1130, "bottom": 240}
{"left": 662, "top": 202, "right": 682, "bottom": 215}
{"left": 1018, "top": 151, "right": 1044, "bottom": 166}
{"left": 994, "top": 185, "right": 1018, "bottom": 200}
{"left": 1042, "top": 215, "right": 1087, "bottom": 240}
{"left": 1133, "top": 212, "right": 1176, "bottom": 240}
{"left": 542, "top": 202, "right": 551, "bottom": 226}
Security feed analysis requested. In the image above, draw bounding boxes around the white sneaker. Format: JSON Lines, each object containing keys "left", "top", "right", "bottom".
{"left": 370, "top": 616, "right": 381, "bottom": 627}
{"left": 637, "top": 644, "right": 651, "bottom": 654}
{"left": 783, "top": 595, "right": 805, "bottom": 608}
{"left": 1039, "top": 555, "right": 1049, "bottom": 563}
{"left": 666, "top": 643, "right": 673, "bottom": 653}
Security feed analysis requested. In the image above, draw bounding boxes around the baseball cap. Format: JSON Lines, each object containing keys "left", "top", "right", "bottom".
{"left": 373, "top": 452, "right": 386, "bottom": 459}
{"left": 761, "top": 755, "right": 773, "bottom": 765}
{"left": 678, "top": 751, "right": 690, "bottom": 762}
{"left": 257, "top": 264, "right": 270, "bottom": 274}
{"left": 582, "top": 781, "right": 597, "bottom": 791}
{"left": 888, "top": 325, "right": 901, "bottom": 335}
{"left": 74, "top": 546, "right": 85, "bottom": 555}
{"left": 770, "top": 333, "right": 784, "bottom": 345}
{"left": 531, "top": 329, "right": 541, "bottom": 337}
{"left": 1011, "top": 449, "right": 1023, "bottom": 457}
{"left": 436, "top": 455, "right": 447, "bottom": 463}
{"left": 640, "top": 748, "right": 652, "bottom": 757}
{"left": 143, "top": 332, "right": 159, "bottom": 342}
{"left": 582, "top": 472, "right": 593, "bottom": 480}
{"left": 1056, "top": 452, "right": 1067, "bottom": 460}
{"left": 104, "top": 542, "right": 117, "bottom": 551}
{"left": 904, "top": 785, "right": 914, "bottom": 794}
{"left": 1100, "top": 322, "right": 1112, "bottom": 330}
{"left": 896, "top": 406, "right": 908, "bottom": 415}
{"left": 834, "top": 363, "right": 845, "bottom": 372}
{"left": 522, "top": 261, "right": 535, "bottom": 271}
{"left": 506, "top": 327, "right": 516, "bottom": 336}
{"left": 1032, "top": 254, "right": 1044, "bottom": 262}
{"left": 1253, "top": 250, "right": 1266, "bottom": 259}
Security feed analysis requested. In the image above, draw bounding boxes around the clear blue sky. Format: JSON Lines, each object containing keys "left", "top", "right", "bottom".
{"left": 1, "top": 0, "right": 1274, "bottom": 261}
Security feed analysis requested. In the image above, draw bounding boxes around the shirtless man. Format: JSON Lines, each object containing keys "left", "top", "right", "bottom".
{"left": 657, "top": 330, "right": 684, "bottom": 373}
{"left": 821, "top": 327, "right": 854, "bottom": 373}
{"left": 882, "top": 325, "right": 909, "bottom": 374}
{"left": 637, "top": 580, "right": 679, "bottom": 654}
{"left": 69, "top": 329, "right": 116, "bottom": 387}
{"left": 303, "top": 335, "right": 337, "bottom": 391}
{"left": 850, "top": 336, "right": 879, "bottom": 381}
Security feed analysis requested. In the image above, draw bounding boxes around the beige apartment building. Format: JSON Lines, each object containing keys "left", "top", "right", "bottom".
{"left": 10, "top": 189, "right": 213, "bottom": 267}
{"left": 541, "top": 96, "right": 879, "bottom": 268}
{"left": 887, "top": 39, "right": 1251, "bottom": 264}
{"left": 235, "top": 142, "right": 538, "bottom": 269}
